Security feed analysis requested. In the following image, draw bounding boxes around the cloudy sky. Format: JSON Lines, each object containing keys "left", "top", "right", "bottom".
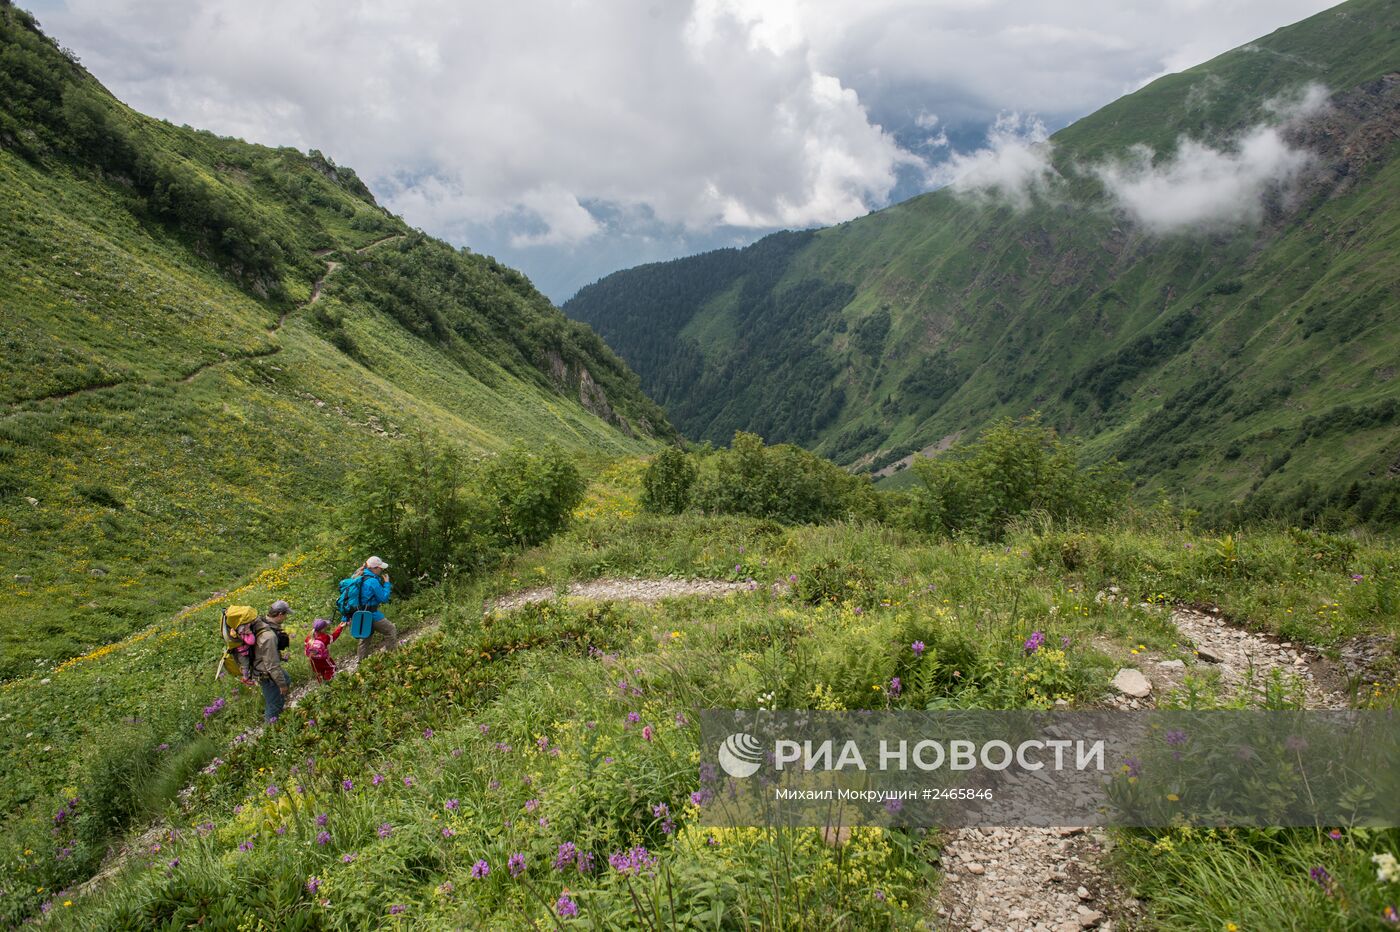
{"left": 28, "top": 0, "right": 1339, "bottom": 301}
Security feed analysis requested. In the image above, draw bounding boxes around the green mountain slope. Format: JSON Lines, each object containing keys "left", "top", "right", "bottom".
{"left": 565, "top": 0, "right": 1400, "bottom": 526}
{"left": 0, "top": 3, "right": 672, "bottom": 678}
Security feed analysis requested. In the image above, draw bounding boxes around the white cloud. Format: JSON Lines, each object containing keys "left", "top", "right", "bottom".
{"left": 25, "top": 0, "right": 1343, "bottom": 297}
{"left": 35, "top": 0, "right": 920, "bottom": 248}
{"left": 1091, "top": 83, "right": 1329, "bottom": 233}
{"left": 937, "top": 113, "right": 1059, "bottom": 210}
{"left": 1265, "top": 81, "right": 1331, "bottom": 120}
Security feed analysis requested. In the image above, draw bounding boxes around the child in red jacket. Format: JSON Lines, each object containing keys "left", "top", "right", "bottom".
{"left": 304, "top": 618, "right": 347, "bottom": 682}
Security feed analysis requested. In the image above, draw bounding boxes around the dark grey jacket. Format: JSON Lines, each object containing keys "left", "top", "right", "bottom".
{"left": 250, "top": 617, "right": 291, "bottom": 689}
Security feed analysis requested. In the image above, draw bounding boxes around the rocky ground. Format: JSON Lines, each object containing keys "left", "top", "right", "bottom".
{"left": 934, "top": 602, "right": 1348, "bottom": 931}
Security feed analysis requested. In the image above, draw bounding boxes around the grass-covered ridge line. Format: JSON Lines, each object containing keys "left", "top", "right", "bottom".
{"left": 564, "top": 0, "right": 1400, "bottom": 528}
{"left": 0, "top": 2, "right": 672, "bottom": 679}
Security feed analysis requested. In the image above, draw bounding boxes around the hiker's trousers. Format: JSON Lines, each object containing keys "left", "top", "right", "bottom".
{"left": 355, "top": 616, "right": 399, "bottom": 661}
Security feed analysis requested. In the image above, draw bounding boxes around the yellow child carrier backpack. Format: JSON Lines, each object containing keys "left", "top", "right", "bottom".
{"left": 218, "top": 605, "right": 259, "bottom": 680}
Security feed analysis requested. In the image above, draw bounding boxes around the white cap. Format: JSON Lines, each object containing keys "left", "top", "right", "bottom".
{"left": 365, "top": 556, "right": 389, "bottom": 570}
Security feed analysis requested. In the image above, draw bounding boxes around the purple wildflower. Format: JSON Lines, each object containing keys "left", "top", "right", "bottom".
{"left": 889, "top": 676, "right": 902, "bottom": 696}
{"left": 306, "top": 876, "right": 320, "bottom": 895}
{"left": 341, "top": 852, "right": 356, "bottom": 864}
{"left": 266, "top": 784, "right": 279, "bottom": 798}
{"left": 423, "top": 728, "right": 434, "bottom": 739}
{"left": 643, "top": 724, "right": 655, "bottom": 742}
{"left": 471, "top": 859, "right": 490, "bottom": 879}
{"left": 1165, "top": 730, "right": 1188, "bottom": 747}
{"left": 442, "top": 827, "right": 456, "bottom": 838}
{"left": 608, "top": 846, "right": 656, "bottom": 876}
{"left": 402, "top": 776, "right": 415, "bottom": 788}
{"left": 508, "top": 852, "right": 526, "bottom": 877}
{"left": 912, "top": 641, "right": 926, "bottom": 657}
{"left": 525, "top": 798, "right": 540, "bottom": 813}
{"left": 378, "top": 823, "right": 393, "bottom": 839}
{"left": 557, "top": 893, "right": 579, "bottom": 918}
{"left": 238, "top": 839, "right": 254, "bottom": 853}
{"left": 372, "top": 773, "right": 385, "bottom": 786}
{"left": 445, "top": 798, "right": 459, "bottom": 811}
{"left": 1023, "top": 630, "right": 1045, "bottom": 653}
{"left": 316, "top": 831, "right": 331, "bottom": 846}
{"left": 554, "top": 842, "right": 578, "bottom": 871}
{"left": 1124, "top": 758, "right": 1142, "bottom": 778}
{"left": 389, "top": 904, "right": 406, "bottom": 915}
{"left": 168, "top": 858, "right": 180, "bottom": 869}
{"left": 626, "top": 711, "right": 640, "bottom": 725}
{"left": 342, "top": 779, "right": 353, "bottom": 792}
{"left": 315, "top": 812, "right": 329, "bottom": 827}
{"left": 1311, "top": 866, "right": 1332, "bottom": 893}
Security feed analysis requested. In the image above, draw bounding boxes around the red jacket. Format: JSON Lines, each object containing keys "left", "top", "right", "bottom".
{"left": 304, "top": 623, "right": 346, "bottom": 681}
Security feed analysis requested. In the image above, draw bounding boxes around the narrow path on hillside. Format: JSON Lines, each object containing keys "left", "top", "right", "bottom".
{"left": 74, "top": 575, "right": 738, "bottom": 900}
{"left": 6, "top": 234, "right": 407, "bottom": 410}
{"left": 270, "top": 233, "right": 401, "bottom": 332}
{"left": 934, "top": 606, "right": 1344, "bottom": 931}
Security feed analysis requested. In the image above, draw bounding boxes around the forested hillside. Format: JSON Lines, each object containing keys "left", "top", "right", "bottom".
{"left": 0, "top": 1, "right": 671, "bottom": 677}
{"left": 565, "top": 0, "right": 1400, "bottom": 527}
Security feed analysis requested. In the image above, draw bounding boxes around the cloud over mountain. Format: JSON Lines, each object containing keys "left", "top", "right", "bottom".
{"left": 1091, "top": 84, "right": 1330, "bottom": 233}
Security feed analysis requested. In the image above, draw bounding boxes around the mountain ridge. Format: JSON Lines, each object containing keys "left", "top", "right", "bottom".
{"left": 0, "top": 1, "right": 671, "bottom": 676}
{"left": 565, "top": 0, "right": 1400, "bottom": 526}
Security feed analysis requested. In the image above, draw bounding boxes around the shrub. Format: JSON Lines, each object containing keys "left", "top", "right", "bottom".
{"left": 694, "top": 432, "right": 879, "bottom": 524}
{"left": 906, "top": 415, "right": 1125, "bottom": 540}
{"left": 342, "top": 435, "right": 498, "bottom": 593}
{"left": 482, "top": 445, "right": 586, "bottom": 548}
{"left": 640, "top": 446, "right": 696, "bottom": 515}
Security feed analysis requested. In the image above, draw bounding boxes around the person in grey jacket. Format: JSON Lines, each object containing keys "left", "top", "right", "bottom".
{"left": 251, "top": 599, "right": 294, "bottom": 722}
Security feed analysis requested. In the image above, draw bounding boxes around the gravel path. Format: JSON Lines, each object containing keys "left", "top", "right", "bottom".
{"left": 934, "top": 604, "right": 1343, "bottom": 931}
{"left": 487, "top": 576, "right": 744, "bottom": 613}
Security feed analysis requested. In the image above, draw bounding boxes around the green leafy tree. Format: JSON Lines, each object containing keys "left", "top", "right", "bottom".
{"left": 694, "top": 431, "right": 880, "bottom": 524}
{"left": 908, "top": 415, "right": 1125, "bottom": 540}
{"left": 641, "top": 446, "right": 697, "bottom": 515}
{"left": 482, "top": 445, "right": 586, "bottom": 548}
{"left": 342, "top": 435, "right": 497, "bottom": 594}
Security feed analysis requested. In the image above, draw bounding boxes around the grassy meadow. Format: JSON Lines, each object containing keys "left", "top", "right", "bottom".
{"left": 4, "top": 452, "right": 1397, "bottom": 929}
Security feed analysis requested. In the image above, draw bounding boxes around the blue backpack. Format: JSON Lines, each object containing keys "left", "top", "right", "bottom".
{"left": 337, "top": 573, "right": 378, "bottom": 639}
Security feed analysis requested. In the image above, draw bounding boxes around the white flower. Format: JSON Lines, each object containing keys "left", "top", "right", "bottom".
{"left": 1373, "top": 852, "right": 1399, "bottom": 883}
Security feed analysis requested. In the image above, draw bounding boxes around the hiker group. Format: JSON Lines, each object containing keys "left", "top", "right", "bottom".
{"left": 219, "top": 556, "right": 397, "bottom": 722}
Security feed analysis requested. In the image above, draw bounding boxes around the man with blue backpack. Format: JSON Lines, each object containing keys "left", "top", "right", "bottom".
{"left": 338, "top": 556, "right": 398, "bottom": 661}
